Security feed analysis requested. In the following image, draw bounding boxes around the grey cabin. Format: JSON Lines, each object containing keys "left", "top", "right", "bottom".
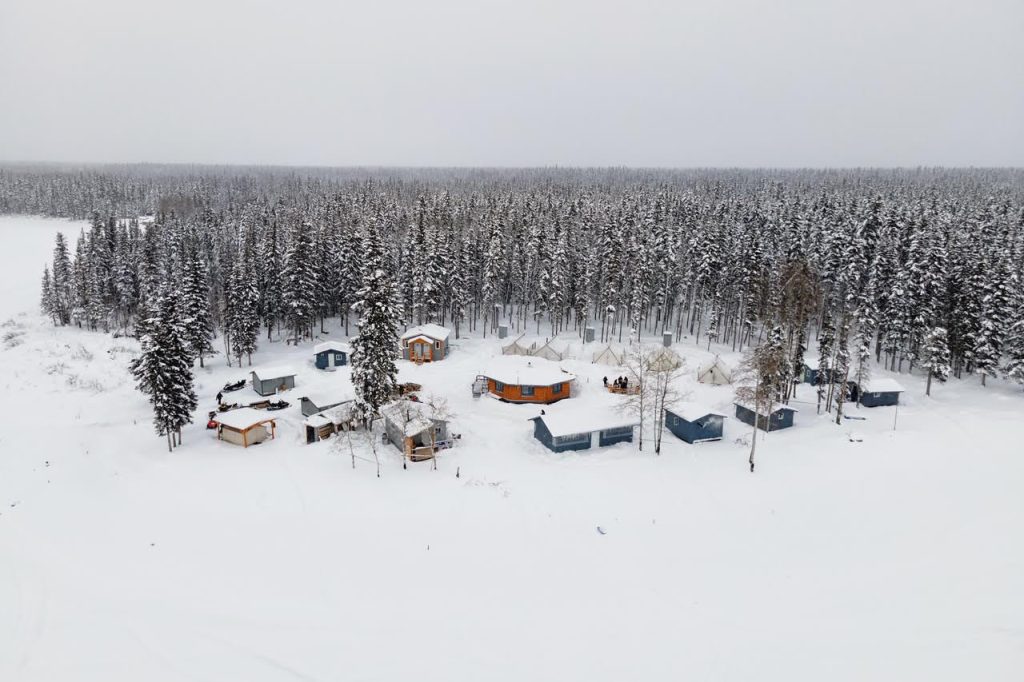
{"left": 300, "top": 393, "right": 350, "bottom": 417}
{"left": 664, "top": 404, "right": 725, "bottom": 444}
{"left": 734, "top": 402, "right": 796, "bottom": 432}
{"left": 250, "top": 366, "right": 296, "bottom": 397}
{"left": 380, "top": 400, "right": 452, "bottom": 461}
{"left": 531, "top": 409, "right": 639, "bottom": 453}
{"left": 313, "top": 340, "right": 351, "bottom": 370}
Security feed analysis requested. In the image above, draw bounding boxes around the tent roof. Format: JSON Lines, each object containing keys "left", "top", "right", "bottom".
{"left": 214, "top": 407, "right": 276, "bottom": 430}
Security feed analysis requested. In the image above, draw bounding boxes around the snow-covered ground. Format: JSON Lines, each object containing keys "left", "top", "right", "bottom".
{"left": 1, "top": 215, "right": 1023, "bottom": 681}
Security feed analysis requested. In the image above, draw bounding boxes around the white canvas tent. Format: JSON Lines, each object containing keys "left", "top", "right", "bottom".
{"left": 697, "top": 356, "right": 733, "bottom": 385}
{"left": 501, "top": 335, "right": 537, "bottom": 356}
{"left": 532, "top": 338, "right": 568, "bottom": 362}
{"left": 592, "top": 345, "right": 624, "bottom": 366}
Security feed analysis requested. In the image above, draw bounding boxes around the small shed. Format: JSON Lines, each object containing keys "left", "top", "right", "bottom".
{"left": 664, "top": 404, "right": 725, "bottom": 444}
{"left": 697, "top": 357, "right": 733, "bottom": 385}
{"left": 380, "top": 400, "right": 451, "bottom": 461}
{"left": 477, "top": 357, "right": 575, "bottom": 404}
{"left": 313, "top": 340, "right": 351, "bottom": 369}
{"left": 532, "top": 338, "right": 568, "bottom": 362}
{"left": 854, "top": 377, "right": 905, "bottom": 407}
{"left": 592, "top": 345, "right": 624, "bottom": 366}
{"left": 502, "top": 335, "right": 538, "bottom": 356}
{"left": 531, "top": 409, "right": 639, "bottom": 453}
{"left": 251, "top": 366, "right": 297, "bottom": 396}
{"left": 304, "top": 402, "right": 359, "bottom": 443}
{"left": 401, "top": 324, "right": 451, "bottom": 362}
{"left": 212, "top": 408, "right": 277, "bottom": 447}
{"left": 734, "top": 402, "right": 796, "bottom": 432}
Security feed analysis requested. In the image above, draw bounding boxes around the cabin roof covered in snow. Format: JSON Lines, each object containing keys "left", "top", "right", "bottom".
{"left": 668, "top": 402, "right": 725, "bottom": 422}
{"left": 861, "top": 377, "right": 905, "bottom": 393}
{"left": 213, "top": 407, "right": 276, "bottom": 430}
{"left": 804, "top": 357, "right": 820, "bottom": 370}
{"left": 401, "top": 324, "right": 450, "bottom": 341}
{"left": 380, "top": 400, "right": 445, "bottom": 437}
{"left": 482, "top": 356, "right": 574, "bottom": 386}
{"left": 533, "top": 408, "right": 639, "bottom": 438}
{"left": 734, "top": 401, "right": 798, "bottom": 414}
{"left": 313, "top": 340, "right": 352, "bottom": 355}
{"left": 251, "top": 366, "right": 296, "bottom": 380}
{"left": 304, "top": 402, "right": 357, "bottom": 427}
{"left": 302, "top": 386, "right": 355, "bottom": 407}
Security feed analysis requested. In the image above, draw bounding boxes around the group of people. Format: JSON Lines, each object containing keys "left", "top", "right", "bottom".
{"left": 602, "top": 375, "right": 630, "bottom": 390}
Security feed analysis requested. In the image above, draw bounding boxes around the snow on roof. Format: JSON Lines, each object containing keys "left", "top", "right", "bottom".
{"left": 313, "top": 340, "right": 352, "bottom": 355}
{"left": 534, "top": 407, "right": 639, "bottom": 438}
{"left": 804, "top": 357, "right": 820, "bottom": 370}
{"left": 251, "top": 366, "right": 296, "bottom": 380}
{"left": 668, "top": 402, "right": 725, "bottom": 422}
{"left": 304, "top": 402, "right": 357, "bottom": 428}
{"left": 734, "top": 401, "right": 798, "bottom": 414}
{"left": 482, "top": 356, "right": 574, "bottom": 386}
{"left": 861, "top": 377, "right": 905, "bottom": 393}
{"left": 302, "top": 387, "right": 355, "bottom": 407}
{"left": 380, "top": 400, "right": 444, "bottom": 437}
{"left": 214, "top": 407, "right": 276, "bottom": 430}
{"left": 401, "top": 324, "right": 451, "bottom": 341}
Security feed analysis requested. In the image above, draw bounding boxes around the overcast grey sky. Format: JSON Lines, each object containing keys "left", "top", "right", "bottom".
{"left": 1, "top": 0, "right": 1022, "bottom": 167}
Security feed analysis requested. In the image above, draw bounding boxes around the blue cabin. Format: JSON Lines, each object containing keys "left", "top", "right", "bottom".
{"left": 531, "top": 410, "right": 639, "bottom": 453}
{"left": 664, "top": 404, "right": 725, "bottom": 444}
{"left": 734, "top": 402, "right": 796, "bottom": 432}
{"left": 803, "top": 357, "right": 836, "bottom": 385}
{"left": 314, "top": 341, "right": 351, "bottom": 370}
{"left": 853, "top": 378, "right": 905, "bottom": 407}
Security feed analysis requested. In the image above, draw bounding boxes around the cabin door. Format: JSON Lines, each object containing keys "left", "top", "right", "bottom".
{"left": 591, "top": 431, "right": 600, "bottom": 449}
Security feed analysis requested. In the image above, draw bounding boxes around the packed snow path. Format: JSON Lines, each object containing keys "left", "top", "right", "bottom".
{"left": 1, "top": 217, "right": 1023, "bottom": 681}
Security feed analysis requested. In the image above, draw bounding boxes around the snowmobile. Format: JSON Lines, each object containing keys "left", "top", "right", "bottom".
{"left": 218, "top": 402, "right": 241, "bottom": 412}
{"left": 266, "top": 400, "right": 290, "bottom": 411}
{"left": 206, "top": 411, "right": 219, "bottom": 429}
{"left": 222, "top": 379, "right": 246, "bottom": 393}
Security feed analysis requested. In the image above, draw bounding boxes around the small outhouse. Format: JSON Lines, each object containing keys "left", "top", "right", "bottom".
{"left": 664, "top": 404, "right": 725, "bottom": 444}
{"left": 314, "top": 340, "right": 351, "bottom": 369}
{"left": 251, "top": 367, "right": 297, "bottom": 396}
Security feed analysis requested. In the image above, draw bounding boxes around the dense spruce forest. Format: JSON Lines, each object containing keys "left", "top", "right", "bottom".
{"left": 4, "top": 164, "right": 1024, "bottom": 444}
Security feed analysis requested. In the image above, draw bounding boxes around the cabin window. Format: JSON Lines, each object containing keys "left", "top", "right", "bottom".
{"left": 435, "top": 340, "right": 441, "bottom": 349}
{"left": 521, "top": 385, "right": 535, "bottom": 396}
{"left": 555, "top": 432, "right": 589, "bottom": 445}
{"left": 403, "top": 339, "right": 409, "bottom": 347}
{"left": 600, "top": 426, "right": 633, "bottom": 438}
{"left": 335, "top": 352, "right": 344, "bottom": 363}
{"left": 495, "top": 381, "right": 505, "bottom": 392}
{"left": 552, "top": 383, "right": 562, "bottom": 394}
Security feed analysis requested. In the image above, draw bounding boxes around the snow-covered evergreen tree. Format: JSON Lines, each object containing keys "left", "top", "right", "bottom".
{"left": 919, "top": 326, "right": 951, "bottom": 396}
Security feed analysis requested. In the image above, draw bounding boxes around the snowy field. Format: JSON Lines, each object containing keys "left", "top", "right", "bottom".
{"left": 1, "top": 215, "right": 1023, "bottom": 681}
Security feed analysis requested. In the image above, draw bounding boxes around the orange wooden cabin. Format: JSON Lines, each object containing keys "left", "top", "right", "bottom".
{"left": 401, "top": 324, "right": 451, "bottom": 363}
{"left": 476, "top": 359, "right": 575, "bottom": 404}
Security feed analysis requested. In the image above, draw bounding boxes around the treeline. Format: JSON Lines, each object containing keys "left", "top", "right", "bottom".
{"left": 12, "top": 165, "right": 1024, "bottom": 444}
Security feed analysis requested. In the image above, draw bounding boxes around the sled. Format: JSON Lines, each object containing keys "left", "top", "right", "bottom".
{"left": 222, "top": 379, "right": 246, "bottom": 393}
{"left": 265, "top": 400, "right": 290, "bottom": 411}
